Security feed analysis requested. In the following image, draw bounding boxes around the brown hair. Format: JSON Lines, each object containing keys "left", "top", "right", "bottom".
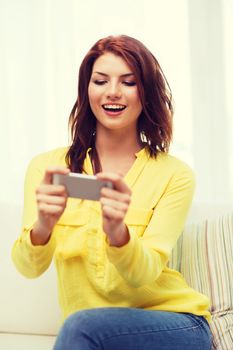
{"left": 66, "top": 35, "right": 173, "bottom": 173}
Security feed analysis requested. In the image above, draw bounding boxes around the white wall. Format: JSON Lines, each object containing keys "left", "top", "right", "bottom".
{"left": 0, "top": 0, "right": 232, "bottom": 206}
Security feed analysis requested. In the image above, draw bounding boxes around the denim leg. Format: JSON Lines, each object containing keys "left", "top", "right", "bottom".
{"left": 53, "top": 308, "right": 212, "bottom": 350}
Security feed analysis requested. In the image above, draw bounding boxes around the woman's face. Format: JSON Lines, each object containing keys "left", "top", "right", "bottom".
{"left": 88, "top": 52, "right": 142, "bottom": 133}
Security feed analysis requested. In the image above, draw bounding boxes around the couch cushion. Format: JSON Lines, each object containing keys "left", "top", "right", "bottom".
{"left": 169, "top": 210, "right": 233, "bottom": 349}
{"left": 0, "top": 333, "right": 55, "bottom": 350}
{"left": 0, "top": 202, "right": 60, "bottom": 335}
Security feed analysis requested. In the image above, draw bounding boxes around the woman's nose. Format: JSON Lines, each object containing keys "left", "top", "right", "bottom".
{"left": 106, "top": 83, "right": 122, "bottom": 99}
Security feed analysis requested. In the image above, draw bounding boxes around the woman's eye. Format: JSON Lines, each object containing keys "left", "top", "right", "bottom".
{"left": 93, "top": 80, "right": 107, "bottom": 85}
{"left": 123, "top": 81, "right": 136, "bottom": 86}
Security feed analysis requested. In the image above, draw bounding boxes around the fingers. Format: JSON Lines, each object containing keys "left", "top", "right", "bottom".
{"left": 96, "top": 172, "right": 131, "bottom": 195}
{"left": 35, "top": 167, "right": 69, "bottom": 226}
{"left": 101, "top": 197, "right": 128, "bottom": 213}
{"left": 42, "top": 166, "right": 70, "bottom": 185}
{"left": 36, "top": 189, "right": 68, "bottom": 216}
{"left": 98, "top": 173, "right": 132, "bottom": 222}
{"left": 36, "top": 193, "right": 67, "bottom": 206}
{"left": 36, "top": 166, "right": 69, "bottom": 203}
{"left": 100, "top": 197, "right": 128, "bottom": 221}
{"left": 36, "top": 184, "right": 67, "bottom": 197}
{"left": 37, "top": 202, "right": 66, "bottom": 216}
{"left": 101, "top": 204, "right": 126, "bottom": 221}
{"left": 101, "top": 185, "right": 131, "bottom": 202}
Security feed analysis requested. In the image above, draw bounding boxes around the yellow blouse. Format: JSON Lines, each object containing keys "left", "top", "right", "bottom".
{"left": 12, "top": 147, "right": 211, "bottom": 321}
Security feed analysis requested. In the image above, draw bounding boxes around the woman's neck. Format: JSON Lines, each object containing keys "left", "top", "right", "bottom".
{"left": 95, "top": 127, "right": 142, "bottom": 158}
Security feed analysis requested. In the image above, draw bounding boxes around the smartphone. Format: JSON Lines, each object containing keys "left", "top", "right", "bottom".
{"left": 52, "top": 172, "right": 113, "bottom": 201}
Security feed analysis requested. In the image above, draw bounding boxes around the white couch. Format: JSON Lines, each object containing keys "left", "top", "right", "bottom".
{"left": 1, "top": 202, "right": 232, "bottom": 350}
{"left": 0, "top": 203, "right": 58, "bottom": 350}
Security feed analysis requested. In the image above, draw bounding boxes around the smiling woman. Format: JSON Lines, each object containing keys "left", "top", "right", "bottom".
{"left": 12, "top": 35, "right": 212, "bottom": 350}
{"left": 66, "top": 35, "right": 173, "bottom": 174}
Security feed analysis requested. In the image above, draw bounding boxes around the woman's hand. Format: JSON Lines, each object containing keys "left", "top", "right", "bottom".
{"left": 31, "top": 166, "right": 70, "bottom": 245}
{"left": 97, "top": 172, "right": 132, "bottom": 247}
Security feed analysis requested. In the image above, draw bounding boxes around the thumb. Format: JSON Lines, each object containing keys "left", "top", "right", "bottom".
{"left": 42, "top": 166, "right": 70, "bottom": 185}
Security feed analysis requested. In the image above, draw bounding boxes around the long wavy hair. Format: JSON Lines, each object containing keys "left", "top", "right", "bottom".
{"left": 66, "top": 35, "right": 173, "bottom": 173}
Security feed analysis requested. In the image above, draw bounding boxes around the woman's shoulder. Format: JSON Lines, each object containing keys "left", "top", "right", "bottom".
{"left": 156, "top": 152, "right": 193, "bottom": 170}
{"left": 146, "top": 151, "right": 195, "bottom": 181}
{"left": 28, "top": 146, "right": 69, "bottom": 170}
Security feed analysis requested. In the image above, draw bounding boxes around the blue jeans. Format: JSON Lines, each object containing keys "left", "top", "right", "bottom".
{"left": 53, "top": 307, "right": 212, "bottom": 350}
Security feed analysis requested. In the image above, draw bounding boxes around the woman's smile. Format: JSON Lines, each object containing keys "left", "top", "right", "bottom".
{"left": 102, "top": 103, "right": 127, "bottom": 117}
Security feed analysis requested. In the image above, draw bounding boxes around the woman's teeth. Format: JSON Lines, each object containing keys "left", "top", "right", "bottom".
{"left": 103, "top": 104, "right": 126, "bottom": 111}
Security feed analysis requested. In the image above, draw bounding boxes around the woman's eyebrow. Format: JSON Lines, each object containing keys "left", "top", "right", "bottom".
{"left": 93, "top": 72, "right": 134, "bottom": 78}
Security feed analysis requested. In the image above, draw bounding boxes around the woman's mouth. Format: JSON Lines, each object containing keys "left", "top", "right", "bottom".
{"left": 102, "top": 104, "right": 127, "bottom": 116}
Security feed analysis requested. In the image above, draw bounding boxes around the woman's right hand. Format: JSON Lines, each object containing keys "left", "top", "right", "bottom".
{"left": 30, "top": 166, "right": 70, "bottom": 245}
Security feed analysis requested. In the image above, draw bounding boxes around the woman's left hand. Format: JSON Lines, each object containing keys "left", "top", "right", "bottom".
{"left": 96, "top": 172, "right": 131, "bottom": 247}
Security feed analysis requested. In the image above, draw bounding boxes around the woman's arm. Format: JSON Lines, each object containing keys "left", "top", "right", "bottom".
{"left": 100, "top": 165, "right": 195, "bottom": 288}
{"left": 12, "top": 154, "right": 69, "bottom": 278}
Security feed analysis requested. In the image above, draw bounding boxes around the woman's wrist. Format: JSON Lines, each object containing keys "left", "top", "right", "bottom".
{"left": 30, "top": 221, "right": 52, "bottom": 246}
{"left": 108, "top": 224, "right": 130, "bottom": 247}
